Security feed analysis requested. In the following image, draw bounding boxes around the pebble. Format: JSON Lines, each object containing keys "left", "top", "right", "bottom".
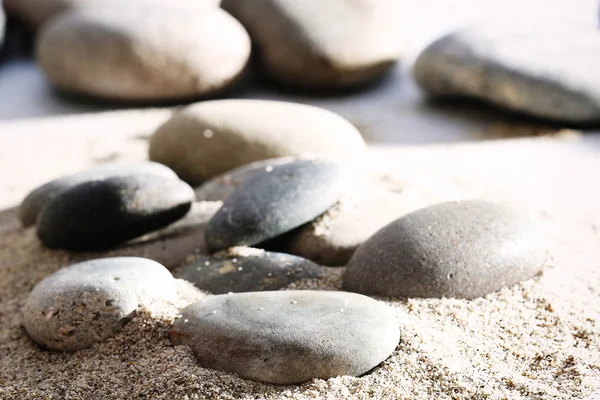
{"left": 170, "top": 290, "right": 399, "bottom": 384}
{"left": 19, "top": 162, "right": 178, "bottom": 227}
{"left": 344, "top": 200, "right": 548, "bottom": 299}
{"left": 148, "top": 100, "right": 365, "bottom": 184}
{"left": 413, "top": 25, "right": 600, "bottom": 123}
{"left": 36, "top": 0, "right": 249, "bottom": 101}
{"left": 37, "top": 174, "right": 195, "bottom": 251}
{"left": 177, "top": 247, "right": 324, "bottom": 294}
{"left": 23, "top": 257, "right": 177, "bottom": 351}
{"left": 222, "top": 0, "right": 405, "bottom": 88}
{"left": 195, "top": 157, "right": 296, "bottom": 202}
{"left": 205, "top": 159, "right": 348, "bottom": 251}
{"left": 281, "top": 185, "right": 425, "bottom": 266}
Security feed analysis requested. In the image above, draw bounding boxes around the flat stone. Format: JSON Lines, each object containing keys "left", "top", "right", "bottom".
{"left": 170, "top": 290, "right": 399, "bottom": 384}
{"left": 344, "top": 200, "right": 549, "bottom": 299}
{"left": 36, "top": 0, "right": 249, "bottom": 101}
{"left": 23, "top": 257, "right": 177, "bottom": 351}
{"left": 205, "top": 159, "right": 348, "bottom": 251}
{"left": 222, "top": 0, "right": 405, "bottom": 88}
{"left": 19, "top": 161, "right": 178, "bottom": 227}
{"left": 194, "top": 157, "right": 296, "bottom": 202}
{"left": 281, "top": 185, "right": 426, "bottom": 266}
{"left": 148, "top": 100, "right": 365, "bottom": 184}
{"left": 413, "top": 26, "right": 600, "bottom": 123}
{"left": 177, "top": 247, "right": 324, "bottom": 294}
{"left": 37, "top": 174, "right": 194, "bottom": 251}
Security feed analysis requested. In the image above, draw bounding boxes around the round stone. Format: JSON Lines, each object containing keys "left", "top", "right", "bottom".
{"left": 344, "top": 200, "right": 549, "bottom": 299}
{"left": 177, "top": 247, "right": 324, "bottom": 294}
{"left": 222, "top": 0, "right": 405, "bottom": 88}
{"left": 281, "top": 185, "right": 425, "bottom": 266}
{"left": 205, "top": 159, "right": 348, "bottom": 251}
{"left": 19, "top": 162, "right": 178, "bottom": 227}
{"left": 37, "top": 174, "right": 195, "bottom": 251}
{"left": 36, "top": 1, "right": 250, "bottom": 101}
{"left": 148, "top": 100, "right": 365, "bottom": 184}
{"left": 23, "top": 257, "right": 177, "bottom": 351}
{"left": 195, "top": 157, "right": 296, "bottom": 202}
{"left": 413, "top": 25, "right": 600, "bottom": 123}
{"left": 170, "top": 290, "right": 399, "bottom": 384}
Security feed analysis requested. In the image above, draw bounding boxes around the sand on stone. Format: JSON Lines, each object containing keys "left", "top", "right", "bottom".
{"left": 0, "top": 120, "right": 599, "bottom": 399}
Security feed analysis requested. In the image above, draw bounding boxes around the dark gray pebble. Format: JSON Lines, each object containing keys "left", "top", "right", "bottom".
{"left": 177, "top": 247, "right": 323, "bottom": 294}
{"left": 205, "top": 159, "right": 348, "bottom": 251}
{"left": 170, "top": 290, "right": 399, "bottom": 384}
{"left": 344, "top": 200, "right": 548, "bottom": 299}
{"left": 194, "top": 157, "right": 296, "bottom": 202}
{"left": 37, "top": 174, "right": 194, "bottom": 251}
{"left": 19, "top": 162, "right": 177, "bottom": 226}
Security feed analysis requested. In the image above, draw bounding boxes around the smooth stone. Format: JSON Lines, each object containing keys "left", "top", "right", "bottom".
{"left": 413, "top": 26, "right": 600, "bottom": 123}
{"left": 37, "top": 174, "right": 195, "bottom": 251}
{"left": 23, "top": 257, "right": 177, "bottom": 351}
{"left": 148, "top": 100, "right": 366, "bottom": 184}
{"left": 344, "top": 200, "right": 549, "bottom": 299}
{"left": 281, "top": 185, "right": 426, "bottom": 266}
{"left": 195, "top": 157, "right": 296, "bottom": 202}
{"left": 19, "top": 161, "right": 178, "bottom": 227}
{"left": 177, "top": 247, "right": 323, "bottom": 294}
{"left": 170, "top": 290, "right": 399, "bottom": 384}
{"left": 221, "top": 0, "right": 405, "bottom": 88}
{"left": 205, "top": 159, "right": 348, "bottom": 251}
{"left": 36, "top": 1, "right": 249, "bottom": 101}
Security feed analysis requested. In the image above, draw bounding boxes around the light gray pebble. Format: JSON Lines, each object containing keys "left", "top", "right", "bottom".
{"left": 23, "top": 257, "right": 177, "bottom": 351}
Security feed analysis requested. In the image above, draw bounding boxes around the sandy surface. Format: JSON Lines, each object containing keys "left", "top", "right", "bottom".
{"left": 0, "top": 111, "right": 599, "bottom": 399}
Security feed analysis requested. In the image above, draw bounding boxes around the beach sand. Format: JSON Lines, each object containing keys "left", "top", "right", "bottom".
{"left": 0, "top": 111, "right": 599, "bottom": 399}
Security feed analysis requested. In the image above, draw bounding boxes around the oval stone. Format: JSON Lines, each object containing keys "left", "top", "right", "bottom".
{"left": 170, "top": 290, "right": 399, "bottom": 384}
{"left": 205, "top": 159, "right": 348, "bottom": 251}
{"left": 36, "top": 1, "right": 249, "bottom": 101}
{"left": 282, "top": 186, "right": 425, "bottom": 266}
{"left": 148, "top": 100, "right": 365, "bottom": 184}
{"left": 344, "top": 200, "right": 549, "bottom": 299}
{"left": 195, "top": 157, "right": 296, "bottom": 202}
{"left": 19, "top": 162, "right": 178, "bottom": 227}
{"left": 413, "top": 26, "right": 600, "bottom": 123}
{"left": 222, "top": 0, "right": 405, "bottom": 88}
{"left": 23, "top": 257, "right": 177, "bottom": 351}
{"left": 177, "top": 247, "right": 324, "bottom": 294}
{"left": 37, "top": 174, "right": 195, "bottom": 251}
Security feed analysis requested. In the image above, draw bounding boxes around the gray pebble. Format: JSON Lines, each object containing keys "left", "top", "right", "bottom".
{"left": 37, "top": 174, "right": 194, "bottom": 251}
{"left": 148, "top": 99, "right": 365, "bottom": 184}
{"left": 344, "top": 200, "right": 548, "bottom": 299}
{"left": 177, "top": 247, "right": 324, "bottom": 294}
{"left": 23, "top": 257, "right": 177, "bottom": 351}
{"left": 170, "top": 290, "right": 399, "bottom": 384}
{"left": 194, "top": 157, "right": 296, "bottom": 202}
{"left": 222, "top": 0, "right": 405, "bottom": 88}
{"left": 19, "top": 161, "right": 177, "bottom": 227}
{"left": 413, "top": 25, "right": 600, "bottom": 123}
{"left": 205, "top": 159, "right": 348, "bottom": 251}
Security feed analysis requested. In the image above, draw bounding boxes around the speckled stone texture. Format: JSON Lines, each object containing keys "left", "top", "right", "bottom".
{"left": 177, "top": 247, "right": 324, "bottom": 294}
{"left": 205, "top": 159, "right": 348, "bottom": 251}
{"left": 37, "top": 174, "right": 194, "bottom": 251}
{"left": 23, "top": 257, "right": 177, "bottom": 351}
{"left": 344, "top": 200, "right": 549, "bottom": 299}
{"left": 170, "top": 290, "right": 399, "bottom": 384}
{"left": 413, "top": 25, "right": 600, "bottom": 123}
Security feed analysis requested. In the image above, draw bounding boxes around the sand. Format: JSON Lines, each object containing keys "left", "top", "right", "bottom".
{"left": 0, "top": 111, "right": 599, "bottom": 399}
